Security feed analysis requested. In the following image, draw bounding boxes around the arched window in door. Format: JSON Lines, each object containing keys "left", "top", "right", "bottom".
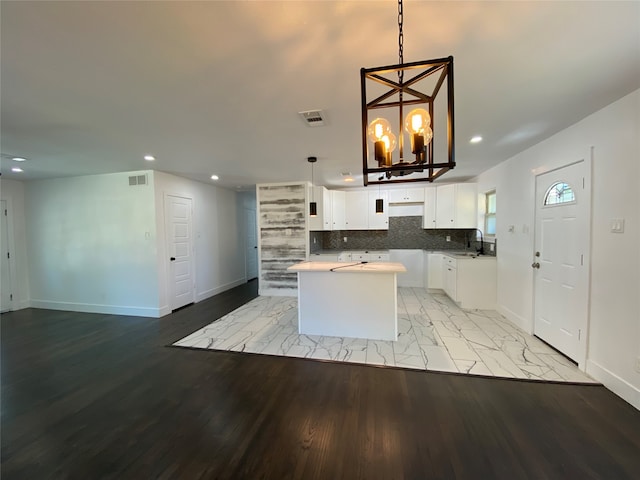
{"left": 543, "top": 181, "right": 575, "bottom": 206}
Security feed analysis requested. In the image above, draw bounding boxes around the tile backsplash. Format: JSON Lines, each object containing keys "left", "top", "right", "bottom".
{"left": 310, "top": 216, "right": 495, "bottom": 254}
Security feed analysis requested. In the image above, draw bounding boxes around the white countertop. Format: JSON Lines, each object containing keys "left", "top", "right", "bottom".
{"left": 288, "top": 261, "right": 407, "bottom": 273}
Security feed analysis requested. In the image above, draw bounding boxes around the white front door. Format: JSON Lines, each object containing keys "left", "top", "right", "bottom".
{"left": 245, "top": 207, "right": 258, "bottom": 280}
{"left": 166, "top": 195, "right": 194, "bottom": 311}
{"left": 0, "top": 200, "right": 13, "bottom": 313}
{"left": 533, "top": 161, "right": 589, "bottom": 361}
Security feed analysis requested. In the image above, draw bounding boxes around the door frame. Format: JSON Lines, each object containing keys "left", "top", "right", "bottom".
{"left": 164, "top": 193, "right": 196, "bottom": 311}
{"left": 244, "top": 206, "right": 258, "bottom": 281}
{"left": 532, "top": 149, "right": 592, "bottom": 371}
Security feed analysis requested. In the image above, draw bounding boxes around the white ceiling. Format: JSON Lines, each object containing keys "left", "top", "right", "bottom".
{"left": 1, "top": 1, "right": 639, "bottom": 189}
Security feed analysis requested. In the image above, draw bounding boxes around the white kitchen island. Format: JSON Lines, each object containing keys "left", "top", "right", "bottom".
{"left": 287, "top": 261, "right": 406, "bottom": 341}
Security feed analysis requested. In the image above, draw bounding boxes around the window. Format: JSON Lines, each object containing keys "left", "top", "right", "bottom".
{"left": 544, "top": 182, "right": 575, "bottom": 206}
{"left": 484, "top": 190, "right": 496, "bottom": 235}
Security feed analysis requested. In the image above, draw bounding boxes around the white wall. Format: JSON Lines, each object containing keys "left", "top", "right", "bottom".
{"left": 0, "top": 178, "right": 30, "bottom": 309}
{"left": 154, "top": 172, "right": 245, "bottom": 315}
{"left": 476, "top": 89, "right": 640, "bottom": 408}
{"left": 24, "top": 171, "right": 160, "bottom": 316}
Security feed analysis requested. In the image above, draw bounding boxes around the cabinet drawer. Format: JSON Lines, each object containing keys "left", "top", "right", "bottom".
{"left": 444, "top": 256, "right": 457, "bottom": 269}
{"left": 351, "top": 253, "right": 371, "bottom": 261}
{"left": 370, "top": 253, "right": 390, "bottom": 261}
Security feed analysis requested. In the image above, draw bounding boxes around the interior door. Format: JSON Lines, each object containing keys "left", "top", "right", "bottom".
{"left": 0, "top": 200, "right": 13, "bottom": 313}
{"left": 533, "top": 161, "right": 588, "bottom": 361}
{"left": 166, "top": 195, "right": 194, "bottom": 311}
{"left": 245, "top": 207, "right": 258, "bottom": 281}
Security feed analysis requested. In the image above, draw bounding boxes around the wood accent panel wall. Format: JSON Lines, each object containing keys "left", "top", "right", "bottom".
{"left": 257, "top": 183, "right": 307, "bottom": 295}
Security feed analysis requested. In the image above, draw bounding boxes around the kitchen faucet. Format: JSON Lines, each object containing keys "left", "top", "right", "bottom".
{"left": 467, "top": 228, "right": 485, "bottom": 255}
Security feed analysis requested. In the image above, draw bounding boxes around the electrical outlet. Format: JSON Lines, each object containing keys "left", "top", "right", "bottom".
{"left": 636, "top": 357, "right": 640, "bottom": 373}
{"left": 445, "top": 235, "right": 451, "bottom": 242}
{"left": 490, "top": 243, "right": 495, "bottom": 252}
{"left": 343, "top": 236, "right": 348, "bottom": 243}
{"left": 313, "top": 237, "right": 317, "bottom": 244}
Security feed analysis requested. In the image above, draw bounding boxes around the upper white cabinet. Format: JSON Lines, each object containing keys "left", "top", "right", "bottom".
{"left": 308, "top": 186, "right": 331, "bottom": 231}
{"left": 344, "top": 191, "right": 369, "bottom": 230}
{"left": 388, "top": 188, "right": 425, "bottom": 204}
{"left": 422, "top": 187, "right": 437, "bottom": 229}
{"left": 368, "top": 191, "right": 389, "bottom": 230}
{"left": 330, "top": 190, "right": 346, "bottom": 230}
{"left": 435, "top": 184, "right": 477, "bottom": 228}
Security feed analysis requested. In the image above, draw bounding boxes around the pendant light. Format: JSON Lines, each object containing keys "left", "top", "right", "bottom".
{"left": 308, "top": 156, "right": 317, "bottom": 217}
{"left": 375, "top": 183, "right": 384, "bottom": 214}
{"left": 360, "top": 0, "right": 455, "bottom": 186}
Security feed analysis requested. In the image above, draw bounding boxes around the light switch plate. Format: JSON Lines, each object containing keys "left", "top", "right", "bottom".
{"left": 610, "top": 218, "right": 625, "bottom": 233}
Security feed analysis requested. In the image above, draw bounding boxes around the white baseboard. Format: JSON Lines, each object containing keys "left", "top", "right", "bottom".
{"left": 29, "top": 300, "right": 162, "bottom": 318}
{"left": 496, "top": 304, "right": 533, "bottom": 334}
{"left": 587, "top": 359, "right": 640, "bottom": 410}
{"left": 196, "top": 277, "right": 247, "bottom": 302}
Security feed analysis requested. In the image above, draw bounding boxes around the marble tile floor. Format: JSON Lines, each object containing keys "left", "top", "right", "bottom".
{"left": 173, "top": 288, "right": 597, "bottom": 383}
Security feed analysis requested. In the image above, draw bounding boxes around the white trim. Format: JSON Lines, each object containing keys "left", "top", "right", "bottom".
{"left": 259, "top": 288, "right": 297, "bottom": 297}
{"left": 496, "top": 304, "right": 532, "bottom": 334}
{"left": 29, "top": 300, "right": 163, "bottom": 318}
{"left": 587, "top": 359, "right": 640, "bottom": 411}
{"left": 196, "top": 277, "right": 247, "bottom": 302}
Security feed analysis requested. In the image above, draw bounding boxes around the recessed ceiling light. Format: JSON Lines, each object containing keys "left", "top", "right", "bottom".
{"left": 11, "top": 167, "right": 23, "bottom": 173}
{"left": 210, "top": 175, "right": 219, "bottom": 181}
{"left": 470, "top": 136, "right": 483, "bottom": 144}
{"left": 12, "top": 157, "right": 27, "bottom": 162}
{"left": 342, "top": 172, "right": 354, "bottom": 182}
{"left": 143, "top": 155, "right": 155, "bottom": 161}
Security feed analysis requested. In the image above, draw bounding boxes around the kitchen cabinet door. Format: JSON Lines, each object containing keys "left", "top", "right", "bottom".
{"left": 331, "top": 190, "right": 346, "bottom": 230}
{"left": 368, "top": 191, "right": 389, "bottom": 230}
{"left": 443, "top": 258, "right": 457, "bottom": 300}
{"left": 344, "top": 191, "right": 368, "bottom": 230}
{"left": 435, "top": 183, "right": 477, "bottom": 228}
{"left": 388, "top": 188, "right": 425, "bottom": 203}
{"left": 423, "top": 187, "right": 437, "bottom": 229}
{"left": 436, "top": 184, "right": 456, "bottom": 228}
{"left": 425, "top": 253, "right": 443, "bottom": 289}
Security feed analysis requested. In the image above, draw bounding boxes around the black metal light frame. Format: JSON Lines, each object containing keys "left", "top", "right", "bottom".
{"left": 361, "top": 56, "right": 455, "bottom": 186}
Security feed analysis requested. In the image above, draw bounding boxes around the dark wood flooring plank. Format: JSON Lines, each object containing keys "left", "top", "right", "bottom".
{"left": 2, "top": 279, "right": 640, "bottom": 479}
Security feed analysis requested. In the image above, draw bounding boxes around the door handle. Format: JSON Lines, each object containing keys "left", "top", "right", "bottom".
{"left": 170, "top": 257, "right": 176, "bottom": 261}
{"left": 531, "top": 262, "right": 540, "bottom": 269}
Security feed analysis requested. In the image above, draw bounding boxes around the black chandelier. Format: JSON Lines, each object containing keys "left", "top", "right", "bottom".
{"left": 361, "top": 0, "right": 455, "bottom": 186}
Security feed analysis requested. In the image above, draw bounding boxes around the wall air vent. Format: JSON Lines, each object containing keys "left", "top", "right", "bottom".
{"left": 298, "top": 110, "right": 326, "bottom": 127}
{"left": 128, "top": 174, "right": 148, "bottom": 186}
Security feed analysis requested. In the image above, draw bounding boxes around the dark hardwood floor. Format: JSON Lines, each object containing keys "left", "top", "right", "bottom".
{"left": 2, "top": 280, "right": 640, "bottom": 480}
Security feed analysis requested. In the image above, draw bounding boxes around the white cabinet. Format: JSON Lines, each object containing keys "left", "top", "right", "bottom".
{"left": 423, "top": 187, "right": 437, "bottom": 229}
{"left": 425, "top": 253, "right": 444, "bottom": 290}
{"left": 337, "top": 252, "right": 351, "bottom": 262}
{"left": 309, "top": 186, "right": 332, "bottom": 231}
{"left": 368, "top": 191, "right": 389, "bottom": 230}
{"left": 310, "top": 253, "right": 339, "bottom": 261}
{"left": 443, "top": 256, "right": 457, "bottom": 300}
{"left": 388, "top": 188, "right": 425, "bottom": 204}
{"left": 331, "top": 190, "right": 346, "bottom": 230}
{"left": 435, "top": 184, "right": 477, "bottom": 228}
{"left": 343, "top": 190, "right": 389, "bottom": 230}
{"left": 442, "top": 254, "right": 497, "bottom": 309}
{"left": 344, "top": 191, "right": 369, "bottom": 230}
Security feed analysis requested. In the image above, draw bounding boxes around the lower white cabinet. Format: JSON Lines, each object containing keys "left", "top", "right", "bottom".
{"left": 425, "top": 253, "right": 444, "bottom": 289}
{"left": 310, "top": 253, "right": 339, "bottom": 261}
{"left": 442, "top": 254, "right": 497, "bottom": 309}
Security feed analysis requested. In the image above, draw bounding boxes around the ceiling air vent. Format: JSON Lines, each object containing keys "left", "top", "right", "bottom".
{"left": 298, "top": 110, "right": 326, "bottom": 127}
{"left": 128, "top": 174, "right": 148, "bottom": 186}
